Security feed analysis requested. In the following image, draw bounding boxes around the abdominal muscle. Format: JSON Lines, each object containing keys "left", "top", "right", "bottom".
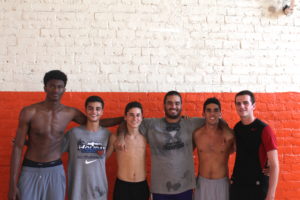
{"left": 116, "top": 140, "right": 147, "bottom": 182}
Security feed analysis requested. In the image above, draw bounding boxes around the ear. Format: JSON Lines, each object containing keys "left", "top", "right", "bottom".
{"left": 253, "top": 103, "right": 256, "bottom": 110}
{"left": 43, "top": 85, "right": 46, "bottom": 92}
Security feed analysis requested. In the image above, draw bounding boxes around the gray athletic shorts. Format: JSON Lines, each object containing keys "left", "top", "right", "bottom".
{"left": 18, "top": 164, "right": 66, "bottom": 200}
{"left": 194, "top": 176, "right": 229, "bottom": 200}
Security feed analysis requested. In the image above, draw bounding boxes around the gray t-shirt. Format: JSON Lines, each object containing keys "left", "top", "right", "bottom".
{"left": 64, "top": 126, "right": 111, "bottom": 200}
{"left": 140, "top": 117, "right": 205, "bottom": 194}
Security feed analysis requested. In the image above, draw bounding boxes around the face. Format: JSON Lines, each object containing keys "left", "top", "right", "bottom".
{"left": 235, "top": 94, "right": 255, "bottom": 119}
{"left": 85, "top": 102, "right": 103, "bottom": 122}
{"left": 44, "top": 79, "right": 65, "bottom": 101}
{"left": 125, "top": 107, "right": 143, "bottom": 129}
{"left": 203, "top": 103, "right": 221, "bottom": 125}
{"left": 164, "top": 95, "right": 182, "bottom": 119}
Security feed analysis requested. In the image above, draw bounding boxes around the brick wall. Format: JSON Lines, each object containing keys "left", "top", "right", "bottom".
{"left": 0, "top": 0, "right": 299, "bottom": 92}
{"left": 1, "top": 92, "right": 300, "bottom": 199}
{"left": 1, "top": 0, "right": 300, "bottom": 199}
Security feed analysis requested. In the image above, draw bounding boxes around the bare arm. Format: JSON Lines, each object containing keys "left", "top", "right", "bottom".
{"left": 100, "top": 116, "right": 124, "bottom": 127}
{"left": 72, "top": 108, "right": 87, "bottom": 125}
{"left": 192, "top": 129, "right": 197, "bottom": 150}
{"left": 265, "top": 150, "right": 279, "bottom": 200}
{"left": 72, "top": 108, "right": 123, "bottom": 128}
{"left": 9, "top": 108, "right": 32, "bottom": 200}
{"left": 229, "top": 130, "right": 236, "bottom": 154}
{"left": 115, "top": 122, "right": 127, "bottom": 151}
{"left": 106, "top": 134, "right": 117, "bottom": 159}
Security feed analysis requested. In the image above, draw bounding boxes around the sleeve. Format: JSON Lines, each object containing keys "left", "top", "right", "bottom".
{"left": 262, "top": 125, "right": 278, "bottom": 152}
{"left": 188, "top": 117, "right": 205, "bottom": 130}
{"left": 139, "top": 118, "right": 153, "bottom": 141}
{"left": 62, "top": 130, "right": 71, "bottom": 153}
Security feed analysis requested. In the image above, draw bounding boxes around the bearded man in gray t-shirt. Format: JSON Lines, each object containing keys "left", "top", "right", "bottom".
{"left": 119, "top": 91, "right": 204, "bottom": 200}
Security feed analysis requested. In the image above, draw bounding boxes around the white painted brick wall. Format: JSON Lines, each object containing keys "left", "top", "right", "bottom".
{"left": 0, "top": 0, "right": 299, "bottom": 92}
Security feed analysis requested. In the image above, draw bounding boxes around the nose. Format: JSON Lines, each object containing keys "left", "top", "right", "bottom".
{"left": 170, "top": 103, "right": 176, "bottom": 108}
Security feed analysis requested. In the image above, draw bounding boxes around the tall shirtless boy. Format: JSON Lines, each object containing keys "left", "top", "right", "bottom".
{"left": 193, "top": 97, "right": 235, "bottom": 200}
{"left": 9, "top": 70, "right": 121, "bottom": 200}
{"left": 113, "top": 101, "right": 149, "bottom": 200}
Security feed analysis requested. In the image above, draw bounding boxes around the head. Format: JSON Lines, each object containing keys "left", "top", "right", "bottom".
{"left": 43, "top": 70, "right": 67, "bottom": 102}
{"left": 164, "top": 91, "right": 182, "bottom": 120}
{"left": 202, "top": 97, "right": 222, "bottom": 126}
{"left": 235, "top": 90, "right": 255, "bottom": 105}
{"left": 124, "top": 101, "right": 143, "bottom": 130}
{"left": 43, "top": 70, "right": 67, "bottom": 87}
{"left": 85, "top": 96, "right": 104, "bottom": 122}
{"left": 234, "top": 90, "right": 256, "bottom": 120}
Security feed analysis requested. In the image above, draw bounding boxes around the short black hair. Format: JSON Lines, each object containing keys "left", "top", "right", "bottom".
{"left": 235, "top": 90, "right": 255, "bottom": 104}
{"left": 85, "top": 96, "right": 104, "bottom": 109}
{"left": 203, "top": 97, "right": 221, "bottom": 112}
{"left": 125, "top": 101, "right": 143, "bottom": 115}
{"left": 163, "top": 91, "right": 182, "bottom": 104}
{"left": 43, "top": 70, "right": 67, "bottom": 86}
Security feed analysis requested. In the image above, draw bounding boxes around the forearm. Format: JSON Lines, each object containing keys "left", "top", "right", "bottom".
{"left": 9, "top": 146, "right": 23, "bottom": 187}
{"left": 100, "top": 116, "right": 123, "bottom": 127}
{"left": 266, "top": 163, "right": 279, "bottom": 199}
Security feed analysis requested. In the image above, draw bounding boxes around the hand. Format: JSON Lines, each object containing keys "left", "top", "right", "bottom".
{"left": 181, "top": 115, "right": 190, "bottom": 119}
{"left": 8, "top": 185, "right": 19, "bottom": 200}
{"left": 114, "top": 137, "right": 126, "bottom": 151}
{"left": 262, "top": 165, "right": 270, "bottom": 176}
{"left": 265, "top": 194, "right": 275, "bottom": 200}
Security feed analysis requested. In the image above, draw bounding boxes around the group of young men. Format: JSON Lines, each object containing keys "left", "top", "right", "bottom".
{"left": 9, "top": 70, "right": 279, "bottom": 200}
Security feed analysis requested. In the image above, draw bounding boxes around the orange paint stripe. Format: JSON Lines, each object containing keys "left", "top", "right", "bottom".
{"left": 1, "top": 92, "right": 299, "bottom": 200}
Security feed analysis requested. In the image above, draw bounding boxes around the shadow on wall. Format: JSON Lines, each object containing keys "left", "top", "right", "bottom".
{"left": 260, "top": 0, "right": 295, "bottom": 18}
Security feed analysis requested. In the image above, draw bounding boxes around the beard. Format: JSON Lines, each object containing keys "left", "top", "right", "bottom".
{"left": 165, "top": 108, "right": 182, "bottom": 119}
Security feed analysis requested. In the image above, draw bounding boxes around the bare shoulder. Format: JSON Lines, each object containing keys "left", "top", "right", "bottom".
{"left": 62, "top": 104, "right": 78, "bottom": 112}
{"left": 223, "top": 128, "right": 234, "bottom": 140}
{"left": 62, "top": 105, "right": 83, "bottom": 116}
{"left": 19, "top": 102, "right": 42, "bottom": 119}
{"left": 193, "top": 126, "right": 205, "bottom": 138}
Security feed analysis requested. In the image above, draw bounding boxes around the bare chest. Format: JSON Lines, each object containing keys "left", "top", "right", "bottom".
{"left": 197, "top": 135, "right": 231, "bottom": 154}
{"left": 29, "top": 110, "right": 73, "bottom": 138}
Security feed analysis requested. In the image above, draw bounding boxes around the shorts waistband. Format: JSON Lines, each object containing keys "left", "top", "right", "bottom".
{"left": 23, "top": 158, "right": 62, "bottom": 168}
{"left": 198, "top": 176, "right": 229, "bottom": 182}
{"left": 116, "top": 178, "right": 147, "bottom": 184}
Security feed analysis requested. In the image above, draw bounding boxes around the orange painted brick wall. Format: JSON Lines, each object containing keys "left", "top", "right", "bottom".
{"left": 1, "top": 92, "right": 299, "bottom": 200}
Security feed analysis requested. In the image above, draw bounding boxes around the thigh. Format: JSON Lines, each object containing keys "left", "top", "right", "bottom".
{"left": 113, "top": 179, "right": 131, "bottom": 200}
{"left": 45, "top": 166, "right": 66, "bottom": 200}
{"left": 131, "top": 181, "right": 150, "bottom": 200}
{"left": 230, "top": 184, "right": 265, "bottom": 200}
{"left": 153, "top": 190, "right": 192, "bottom": 200}
{"left": 18, "top": 170, "right": 40, "bottom": 200}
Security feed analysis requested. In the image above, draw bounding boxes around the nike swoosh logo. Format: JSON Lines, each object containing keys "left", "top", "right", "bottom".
{"left": 85, "top": 160, "right": 97, "bottom": 164}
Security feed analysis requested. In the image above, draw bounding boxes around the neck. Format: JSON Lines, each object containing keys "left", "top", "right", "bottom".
{"left": 165, "top": 116, "right": 181, "bottom": 123}
{"left": 205, "top": 123, "right": 219, "bottom": 131}
{"left": 241, "top": 116, "right": 256, "bottom": 125}
{"left": 86, "top": 121, "right": 100, "bottom": 132}
{"left": 127, "top": 126, "right": 139, "bottom": 135}
{"left": 43, "top": 99, "right": 62, "bottom": 108}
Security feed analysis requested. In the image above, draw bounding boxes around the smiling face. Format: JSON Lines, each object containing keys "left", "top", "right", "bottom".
{"left": 235, "top": 94, "right": 255, "bottom": 120}
{"left": 85, "top": 102, "right": 103, "bottom": 123}
{"left": 164, "top": 95, "right": 182, "bottom": 120}
{"left": 203, "top": 103, "right": 221, "bottom": 126}
{"left": 44, "top": 79, "right": 65, "bottom": 102}
{"left": 125, "top": 107, "right": 143, "bottom": 129}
